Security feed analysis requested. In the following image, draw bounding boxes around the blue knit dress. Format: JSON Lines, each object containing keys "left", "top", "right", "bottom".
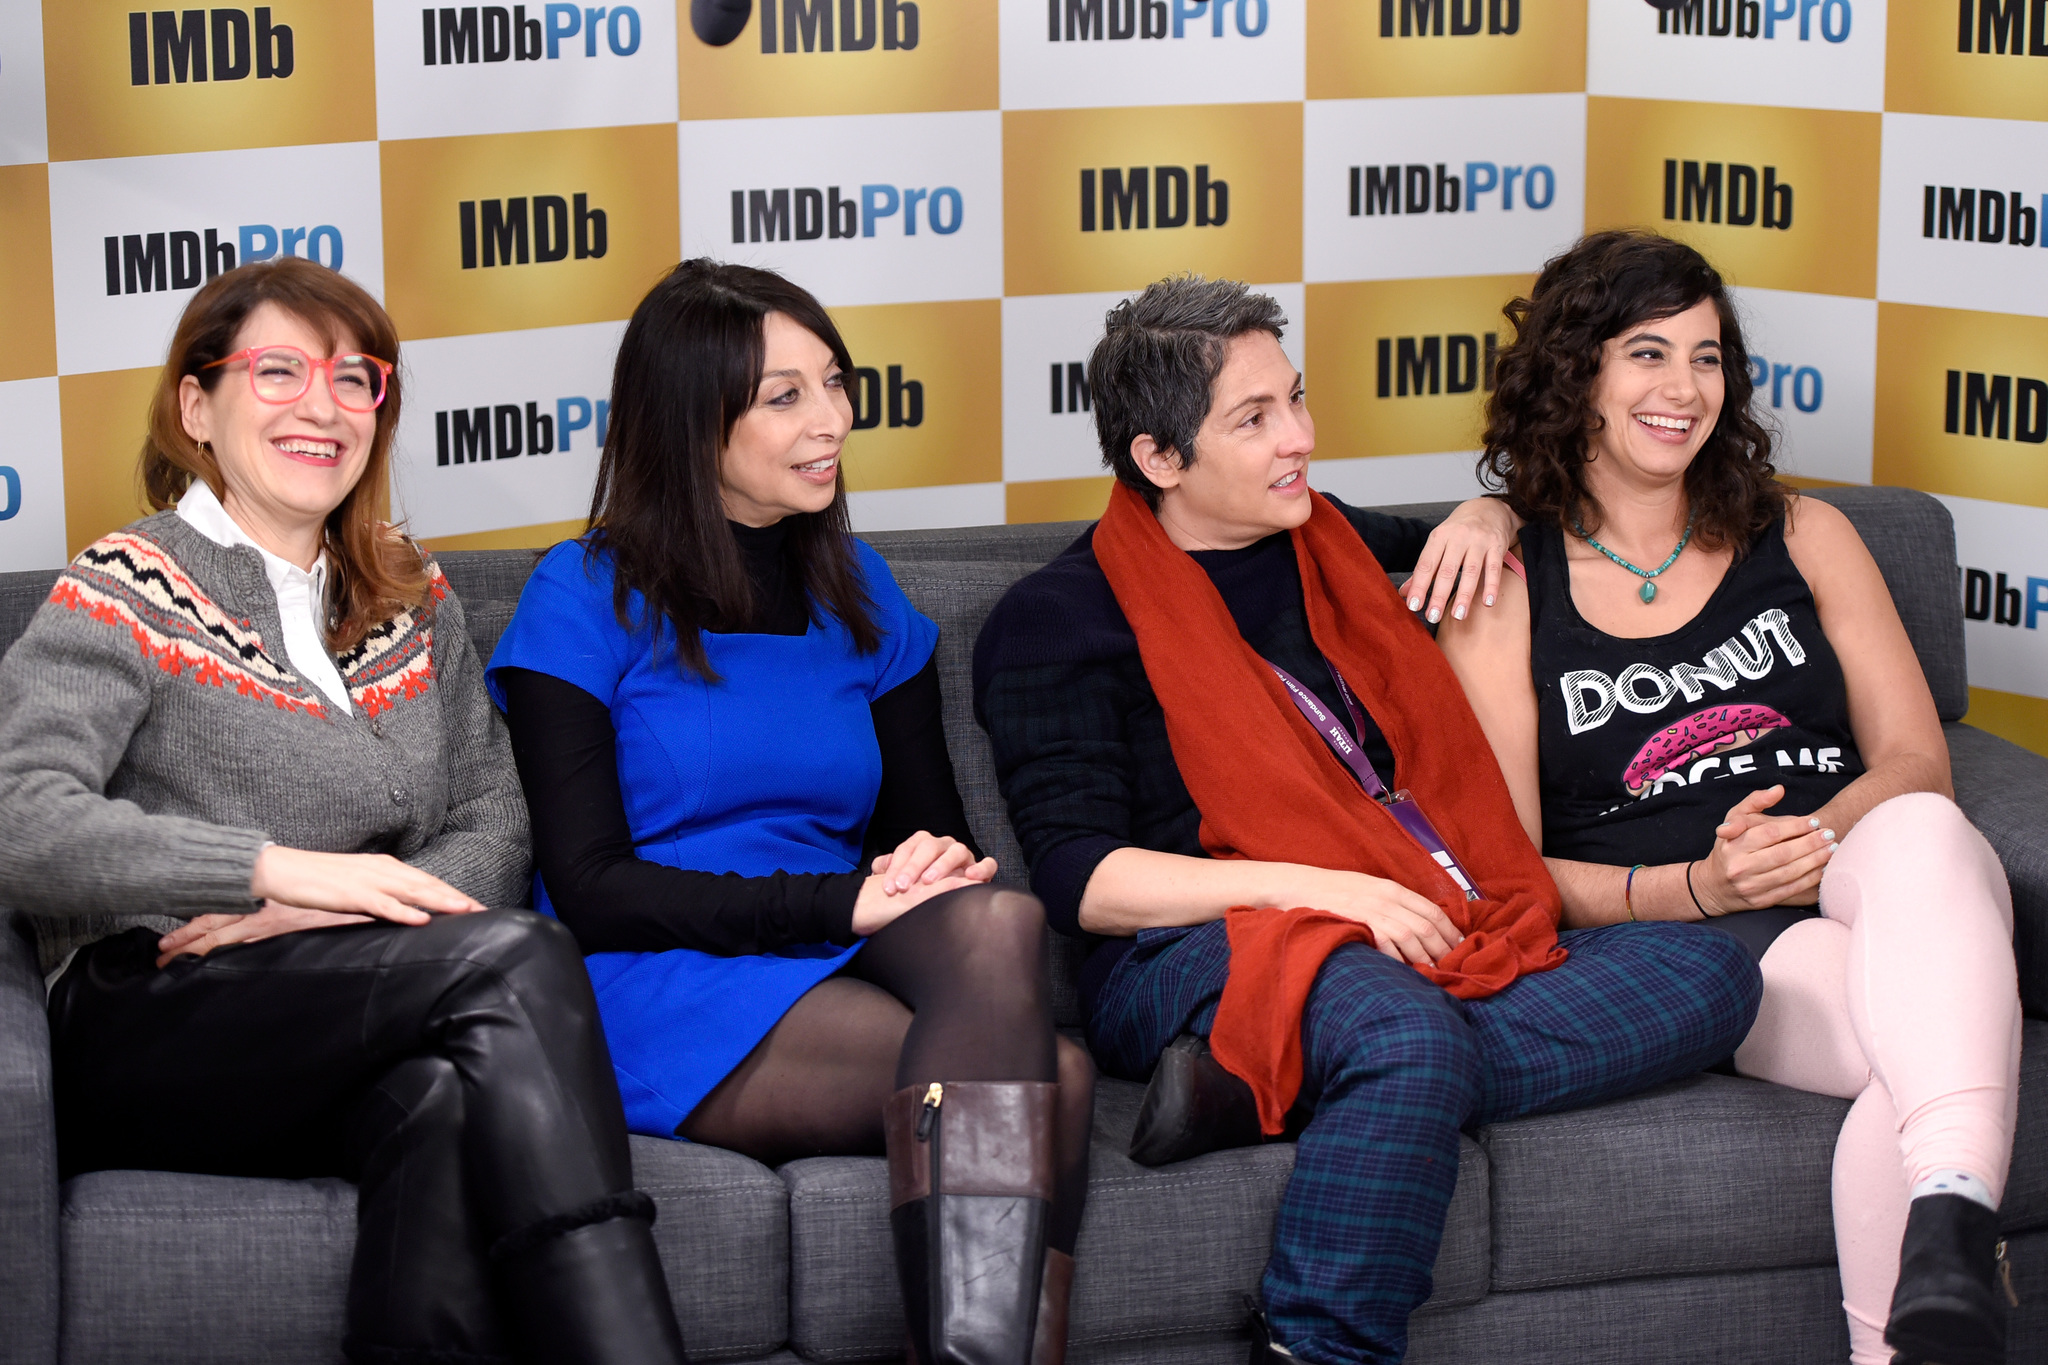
{"left": 486, "top": 539, "right": 938, "bottom": 1137}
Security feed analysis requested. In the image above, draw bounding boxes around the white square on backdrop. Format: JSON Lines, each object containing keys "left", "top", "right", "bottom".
{"left": 47, "top": 142, "right": 386, "bottom": 376}
{"left": 0, "top": 377, "right": 67, "bottom": 572}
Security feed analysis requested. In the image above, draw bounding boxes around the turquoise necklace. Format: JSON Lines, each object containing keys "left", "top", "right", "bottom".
{"left": 1572, "top": 512, "right": 1696, "bottom": 604}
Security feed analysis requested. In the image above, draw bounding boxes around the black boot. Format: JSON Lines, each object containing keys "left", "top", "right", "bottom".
{"left": 1885, "top": 1193, "right": 2012, "bottom": 1365}
{"left": 887, "top": 1082, "right": 1056, "bottom": 1365}
{"left": 1245, "top": 1301, "right": 1296, "bottom": 1364}
{"left": 1128, "top": 1034, "right": 1264, "bottom": 1167}
{"left": 491, "top": 1194, "right": 689, "bottom": 1365}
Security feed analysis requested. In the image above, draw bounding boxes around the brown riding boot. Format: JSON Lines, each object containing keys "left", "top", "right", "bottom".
{"left": 886, "top": 1082, "right": 1057, "bottom": 1365}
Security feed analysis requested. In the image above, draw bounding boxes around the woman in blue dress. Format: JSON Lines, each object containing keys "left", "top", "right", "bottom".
{"left": 487, "top": 260, "right": 1092, "bottom": 1365}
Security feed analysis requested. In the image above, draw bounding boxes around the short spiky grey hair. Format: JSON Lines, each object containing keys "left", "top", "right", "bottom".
{"left": 1089, "top": 276, "right": 1289, "bottom": 509}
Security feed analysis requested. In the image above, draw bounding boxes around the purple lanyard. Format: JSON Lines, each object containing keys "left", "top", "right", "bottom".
{"left": 1268, "top": 661, "right": 1484, "bottom": 902}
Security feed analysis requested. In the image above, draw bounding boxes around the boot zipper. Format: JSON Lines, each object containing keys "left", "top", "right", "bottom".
{"left": 920, "top": 1083, "right": 944, "bottom": 1351}
{"left": 1997, "top": 1239, "right": 2019, "bottom": 1307}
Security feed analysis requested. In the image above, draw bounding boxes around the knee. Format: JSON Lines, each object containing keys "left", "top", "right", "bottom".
{"left": 931, "top": 885, "right": 1050, "bottom": 981}
{"left": 437, "top": 909, "right": 589, "bottom": 996}
{"left": 1607, "top": 922, "right": 1763, "bottom": 1046}
{"left": 1847, "top": 791, "right": 1971, "bottom": 851}
{"left": 1308, "top": 958, "right": 1481, "bottom": 1107}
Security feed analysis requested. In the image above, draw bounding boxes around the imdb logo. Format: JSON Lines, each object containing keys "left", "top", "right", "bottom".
{"left": 380, "top": 124, "right": 676, "bottom": 341}
{"left": 43, "top": 1, "right": 374, "bottom": 161}
{"left": 1305, "top": 275, "right": 1532, "bottom": 460}
{"left": 1586, "top": 97, "right": 1879, "bottom": 299}
{"left": 1005, "top": 104, "right": 1299, "bottom": 296}
{"left": 1308, "top": 0, "right": 1582, "bottom": 97}
{"left": 675, "top": 0, "right": 994, "bottom": 119}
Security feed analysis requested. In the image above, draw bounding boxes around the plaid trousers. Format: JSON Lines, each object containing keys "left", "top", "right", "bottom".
{"left": 1089, "top": 920, "right": 1762, "bottom": 1365}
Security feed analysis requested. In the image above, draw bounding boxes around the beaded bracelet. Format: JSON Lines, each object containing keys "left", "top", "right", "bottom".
{"left": 1624, "top": 863, "right": 1645, "bottom": 921}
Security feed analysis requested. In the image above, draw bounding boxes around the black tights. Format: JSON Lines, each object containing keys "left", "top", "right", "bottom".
{"left": 681, "top": 884, "right": 1095, "bottom": 1253}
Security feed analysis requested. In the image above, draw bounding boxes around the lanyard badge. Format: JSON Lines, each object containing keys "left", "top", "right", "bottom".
{"left": 1269, "top": 662, "right": 1484, "bottom": 902}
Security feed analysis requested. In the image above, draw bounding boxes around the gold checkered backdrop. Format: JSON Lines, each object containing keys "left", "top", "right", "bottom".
{"left": 2, "top": 1, "right": 2045, "bottom": 746}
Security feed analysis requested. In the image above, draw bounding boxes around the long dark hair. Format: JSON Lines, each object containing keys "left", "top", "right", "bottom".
{"left": 586, "top": 258, "right": 877, "bottom": 679}
{"left": 142, "top": 256, "right": 428, "bottom": 651}
{"left": 1480, "top": 229, "right": 1783, "bottom": 553}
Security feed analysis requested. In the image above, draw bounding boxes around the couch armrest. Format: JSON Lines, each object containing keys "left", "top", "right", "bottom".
{"left": 1947, "top": 723, "right": 2048, "bottom": 1019}
{"left": 0, "top": 912, "right": 58, "bottom": 1364}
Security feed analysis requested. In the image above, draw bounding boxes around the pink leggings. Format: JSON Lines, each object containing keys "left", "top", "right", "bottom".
{"left": 1733, "top": 792, "right": 2021, "bottom": 1365}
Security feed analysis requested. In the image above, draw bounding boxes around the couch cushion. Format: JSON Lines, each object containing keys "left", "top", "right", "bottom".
{"left": 1483, "top": 1021, "right": 2048, "bottom": 1295}
{"left": 782, "top": 1076, "right": 1489, "bottom": 1362}
{"left": 56, "top": 1139, "right": 788, "bottom": 1364}
{"left": 1949, "top": 722, "right": 2048, "bottom": 1018}
{"left": 60, "top": 1169, "right": 353, "bottom": 1365}
{"left": 1803, "top": 486, "right": 1967, "bottom": 721}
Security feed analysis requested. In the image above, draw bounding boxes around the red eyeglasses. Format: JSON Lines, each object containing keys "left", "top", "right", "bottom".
{"left": 203, "top": 346, "right": 394, "bottom": 413}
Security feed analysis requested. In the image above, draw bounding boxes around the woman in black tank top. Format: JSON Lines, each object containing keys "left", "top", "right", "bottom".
{"left": 1438, "top": 231, "right": 2022, "bottom": 1365}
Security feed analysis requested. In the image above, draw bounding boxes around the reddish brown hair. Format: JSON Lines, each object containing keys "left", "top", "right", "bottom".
{"left": 1480, "top": 229, "right": 1783, "bottom": 554}
{"left": 140, "top": 256, "right": 428, "bottom": 651}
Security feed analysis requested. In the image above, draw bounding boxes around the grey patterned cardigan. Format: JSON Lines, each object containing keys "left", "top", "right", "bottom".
{"left": 0, "top": 512, "right": 531, "bottom": 976}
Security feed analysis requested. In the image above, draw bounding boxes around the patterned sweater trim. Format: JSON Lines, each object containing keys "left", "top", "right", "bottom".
{"left": 54, "top": 527, "right": 445, "bottom": 722}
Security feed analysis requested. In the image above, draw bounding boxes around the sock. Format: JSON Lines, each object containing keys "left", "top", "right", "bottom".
{"left": 1910, "top": 1168, "right": 1998, "bottom": 1212}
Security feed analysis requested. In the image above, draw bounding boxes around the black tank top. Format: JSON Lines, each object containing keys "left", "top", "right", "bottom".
{"left": 1523, "top": 515, "right": 1864, "bottom": 869}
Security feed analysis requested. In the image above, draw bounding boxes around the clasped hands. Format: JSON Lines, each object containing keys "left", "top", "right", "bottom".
{"left": 852, "top": 831, "right": 997, "bottom": 935}
{"left": 1688, "top": 784, "right": 1838, "bottom": 916}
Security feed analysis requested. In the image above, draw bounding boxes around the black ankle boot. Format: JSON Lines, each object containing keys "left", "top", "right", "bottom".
{"left": 1885, "top": 1193, "right": 2012, "bottom": 1365}
{"left": 491, "top": 1194, "right": 689, "bottom": 1365}
{"left": 1128, "top": 1034, "right": 1264, "bottom": 1167}
{"left": 886, "top": 1082, "right": 1056, "bottom": 1365}
{"left": 1245, "top": 1301, "right": 1295, "bottom": 1364}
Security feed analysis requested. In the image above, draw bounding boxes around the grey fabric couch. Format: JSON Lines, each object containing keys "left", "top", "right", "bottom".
{"left": 2, "top": 485, "right": 2045, "bottom": 1365}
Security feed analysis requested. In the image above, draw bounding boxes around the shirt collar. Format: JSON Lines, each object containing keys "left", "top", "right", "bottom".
{"left": 175, "top": 479, "right": 329, "bottom": 598}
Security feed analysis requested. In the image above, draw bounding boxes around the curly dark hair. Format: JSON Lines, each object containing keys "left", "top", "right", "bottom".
{"left": 1480, "top": 229, "right": 1783, "bottom": 553}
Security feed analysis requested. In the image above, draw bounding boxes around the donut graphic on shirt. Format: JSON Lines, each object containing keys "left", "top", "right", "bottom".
{"left": 1622, "top": 704, "right": 1791, "bottom": 798}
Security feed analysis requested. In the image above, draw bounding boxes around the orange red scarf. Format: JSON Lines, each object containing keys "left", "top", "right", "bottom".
{"left": 1091, "top": 483, "right": 1566, "bottom": 1130}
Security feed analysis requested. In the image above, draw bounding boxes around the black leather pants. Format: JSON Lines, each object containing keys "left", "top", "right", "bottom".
{"left": 49, "top": 911, "right": 687, "bottom": 1365}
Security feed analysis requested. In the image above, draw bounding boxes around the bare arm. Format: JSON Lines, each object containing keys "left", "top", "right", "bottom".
{"left": 1077, "top": 846, "right": 1466, "bottom": 966}
{"left": 1783, "top": 495, "right": 1952, "bottom": 833}
{"left": 1437, "top": 541, "right": 1832, "bottom": 927}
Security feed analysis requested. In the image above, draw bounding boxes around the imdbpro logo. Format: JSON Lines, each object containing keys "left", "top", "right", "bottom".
{"left": 1922, "top": 186, "right": 2045, "bottom": 249}
{"left": 436, "top": 394, "right": 609, "bottom": 463}
{"left": 419, "top": 6, "right": 644, "bottom": 64}
{"left": 1654, "top": 0, "right": 1852, "bottom": 42}
{"left": 729, "top": 185, "right": 963, "bottom": 241}
{"left": 1347, "top": 161, "right": 1556, "bottom": 216}
{"left": 127, "top": 7, "right": 294, "bottom": 83}
{"left": 102, "top": 222, "right": 343, "bottom": 295}
{"left": 1047, "top": 0, "right": 1269, "bottom": 41}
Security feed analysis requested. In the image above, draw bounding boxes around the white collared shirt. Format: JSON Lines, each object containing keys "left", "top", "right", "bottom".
{"left": 176, "top": 481, "right": 352, "bottom": 713}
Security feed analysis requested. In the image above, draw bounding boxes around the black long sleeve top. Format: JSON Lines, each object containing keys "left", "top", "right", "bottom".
{"left": 971, "top": 497, "right": 1432, "bottom": 1010}
{"left": 500, "top": 520, "right": 978, "bottom": 958}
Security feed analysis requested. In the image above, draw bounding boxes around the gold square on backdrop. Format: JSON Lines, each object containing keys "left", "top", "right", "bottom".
{"left": 1874, "top": 302, "right": 2048, "bottom": 509}
{"left": 829, "top": 298, "right": 1001, "bottom": 492}
{"left": 1004, "top": 104, "right": 1302, "bottom": 298}
{"left": 678, "top": 0, "right": 997, "bottom": 119}
{"left": 1584, "top": 98, "right": 1881, "bottom": 300}
{"left": 1886, "top": 1, "right": 2048, "bottom": 122}
{"left": 1304, "top": 275, "right": 1533, "bottom": 461}
{"left": 380, "top": 124, "right": 680, "bottom": 342}
{"left": 1307, "top": 0, "right": 1586, "bottom": 99}
{"left": 0, "top": 165, "right": 57, "bottom": 383}
{"left": 1006, "top": 475, "right": 1113, "bottom": 525}
{"left": 42, "top": 1, "right": 376, "bottom": 163}
{"left": 58, "top": 365, "right": 159, "bottom": 555}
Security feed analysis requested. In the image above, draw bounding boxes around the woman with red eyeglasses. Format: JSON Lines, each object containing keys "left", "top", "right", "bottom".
{"left": 0, "top": 258, "right": 689, "bottom": 1365}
